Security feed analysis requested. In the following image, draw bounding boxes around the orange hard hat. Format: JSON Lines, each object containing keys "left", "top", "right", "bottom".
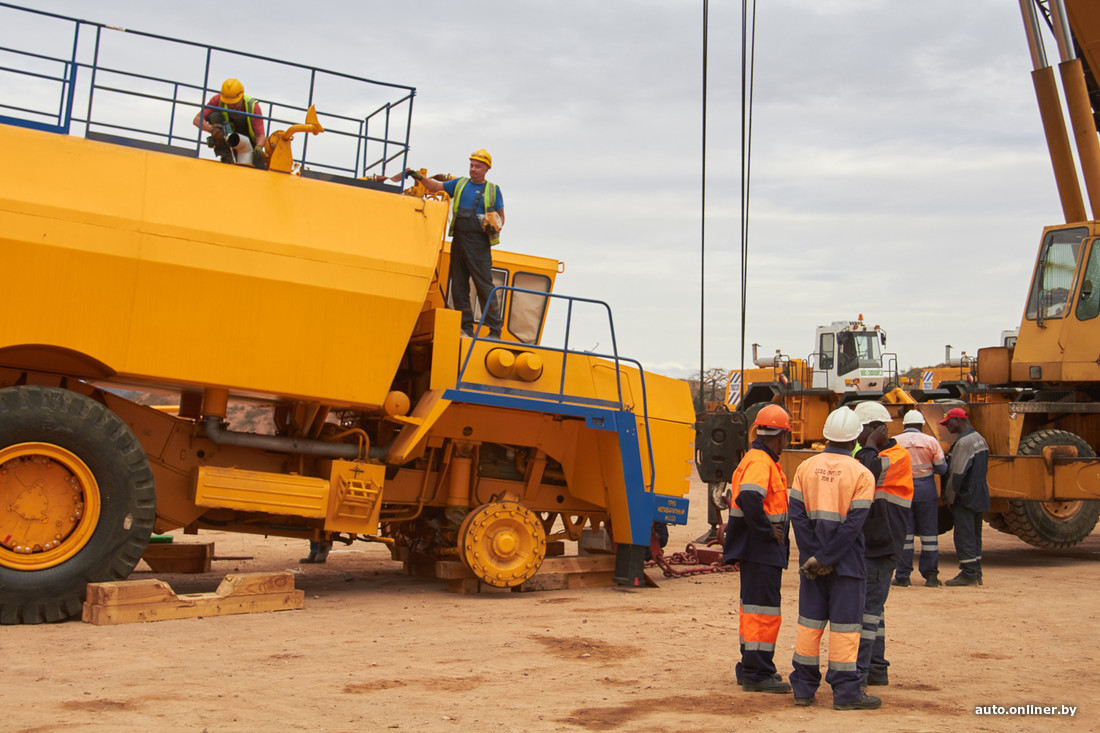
{"left": 221, "top": 78, "right": 245, "bottom": 104}
{"left": 752, "top": 404, "right": 791, "bottom": 431}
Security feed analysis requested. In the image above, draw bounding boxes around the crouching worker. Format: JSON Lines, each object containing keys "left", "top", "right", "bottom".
{"left": 722, "top": 404, "right": 793, "bottom": 694}
{"left": 193, "top": 77, "right": 267, "bottom": 168}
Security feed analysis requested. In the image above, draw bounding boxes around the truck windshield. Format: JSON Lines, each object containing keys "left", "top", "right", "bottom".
{"left": 835, "top": 332, "right": 882, "bottom": 374}
{"left": 1026, "top": 227, "right": 1088, "bottom": 321}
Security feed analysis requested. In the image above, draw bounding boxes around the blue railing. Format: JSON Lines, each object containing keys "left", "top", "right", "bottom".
{"left": 0, "top": 2, "right": 415, "bottom": 181}
{"left": 455, "top": 287, "right": 658, "bottom": 491}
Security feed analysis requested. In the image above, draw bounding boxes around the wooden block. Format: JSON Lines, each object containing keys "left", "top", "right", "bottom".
{"left": 404, "top": 561, "right": 437, "bottom": 578}
{"left": 141, "top": 542, "right": 213, "bottom": 574}
{"left": 447, "top": 578, "right": 481, "bottom": 594}
{"left": 538, "top": 555, "right": 617, "bottom": 574}
{"left": 82, "top": 572, "right": 304, "bottom": 625}
{"left": 435, "top": 560, "right": 474, "bottom": 580}
{"left": 566, "top": 570, "right": 615, "bottom": 589}
{"left": 514, "top": 573, "right": 568, "bottom": 592}
{"left": 85, "top": 579, "right": 177, "bottom": 607}
{"left": 545, "top": 540, "right": 566, "bottom": 557}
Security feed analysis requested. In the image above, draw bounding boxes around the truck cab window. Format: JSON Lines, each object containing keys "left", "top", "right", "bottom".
{"left": 1026, "top": 227, "right": 1088, "bottom": 321}
{"left": 819, "top": 333, "right": 835, "bottom": 370}
{"left": 1075, "top": 240, "right": 1100, "bottom": 321}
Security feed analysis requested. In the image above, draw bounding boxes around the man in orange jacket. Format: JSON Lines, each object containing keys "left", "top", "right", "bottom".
{"left": 722, "top": 404, "right": 793, "bottom": 694}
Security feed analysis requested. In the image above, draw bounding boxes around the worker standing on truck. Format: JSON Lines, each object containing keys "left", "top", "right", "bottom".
{"left": 940, "top": 407, "right": 990, "bottom": 587}
{"left": 192, "top": 78, "right": 267, "bottom": 167}
{"left": 789, "top": 407, "right": 880, "bottom": 710}
{"left": 892, "top": 410, "right": 947, "bottom": 587}
{"left": 407, "top": 150, "right": 505, "bottom": 339}
{"left": 721, "top": 404, "right": 793, "bottom": 695}
{"left": 852, "top": 401, "right": 913, "bottom": 690}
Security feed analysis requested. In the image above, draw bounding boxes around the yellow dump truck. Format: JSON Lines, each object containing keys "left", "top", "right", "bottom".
{"left": 0, "top": 6, "right": 694, "bottom": 623}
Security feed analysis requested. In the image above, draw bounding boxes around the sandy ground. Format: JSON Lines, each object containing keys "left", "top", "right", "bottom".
{"left": 3, "top": 476, "right": 1098, "bottom": 733}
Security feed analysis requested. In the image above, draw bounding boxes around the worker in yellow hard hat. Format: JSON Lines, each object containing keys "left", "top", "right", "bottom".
{"left": 405, "top": 150, "right": 505, "bottom": 339}
{"left": 193, "top": 78, "right": 267, "bottom": 167}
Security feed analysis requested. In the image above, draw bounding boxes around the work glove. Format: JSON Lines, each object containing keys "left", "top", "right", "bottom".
{"left": 405, "top": 168, "right": 424, "bottom": 181}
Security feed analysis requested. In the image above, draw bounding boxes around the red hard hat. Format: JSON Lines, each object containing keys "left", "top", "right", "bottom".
{"left": 753, "top": 404, "right": 791, "bottom": 431}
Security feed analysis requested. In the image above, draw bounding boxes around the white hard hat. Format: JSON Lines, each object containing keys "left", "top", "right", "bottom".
{"left": 902, "top": 410, "right": 926, "bottom": 426}
{"left": 822, "top": 406, "right": 862, "bottom": 442}
{"left": 853, "top": 401, "right": 891, "bottom": 426}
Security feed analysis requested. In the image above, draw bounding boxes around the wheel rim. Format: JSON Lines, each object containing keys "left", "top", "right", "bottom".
{"left": 459, "top": 501, "right": 546, "bottom": 587}
{"left": 1039, "top": 500, "right": 1083, "bottom": 521}
{"left": 0, "top": 442, "right": 102, "bottom": 570}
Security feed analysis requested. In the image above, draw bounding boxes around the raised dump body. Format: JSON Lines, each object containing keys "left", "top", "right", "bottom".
{"left": 1, "top": 123, "right": 449, "bottom": 408}
{"left": 0, "top": 6, "right": 694, "bottom": 623}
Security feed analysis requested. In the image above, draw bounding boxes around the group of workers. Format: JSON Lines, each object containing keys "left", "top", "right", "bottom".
{"left": 721, "top": 402, "right": 990, "bottom": 710}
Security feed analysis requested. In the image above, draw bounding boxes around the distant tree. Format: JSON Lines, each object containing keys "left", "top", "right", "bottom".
{"left": 684, "top": 368, "right": 729, "bottom": 409}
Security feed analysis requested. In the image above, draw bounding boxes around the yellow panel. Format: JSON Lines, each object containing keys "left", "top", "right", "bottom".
{"left": 326, "top": 460, "right": 385, "bottom": 534}
{"left": 194, "top": 465, "right": 328, "bottom": 516}
{"left": 0, "top": 124, "right": 449, "bottom": 408}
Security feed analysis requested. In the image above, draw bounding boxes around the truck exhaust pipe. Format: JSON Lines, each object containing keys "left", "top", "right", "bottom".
{"left": 201, "top": 415, "right": 366, "bottom": 459}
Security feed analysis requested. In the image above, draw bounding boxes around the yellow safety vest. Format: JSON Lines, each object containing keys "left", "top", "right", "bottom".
{"left": 217, "top": 94, "right": 258, "bottom": 144}
{"left": 451, "top": 177, "right": 500, "bottom": 246}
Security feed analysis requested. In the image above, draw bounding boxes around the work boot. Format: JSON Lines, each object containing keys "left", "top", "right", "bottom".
{"left": 736, "top": 671, "right": 782, "bottom": 685}
{"left": 742, "top": 677, "right": 792, "bottom": 694}
{"left": 945, "top": 573, "right": 982, "bottom": 587}
{"left": 300, "top": 542, "right": 331, "bottom": 564}
{"left": 794, "top": 697, "right": 815, "bottom": 707}
{"left": 868, "top": 676, "right": 889, "bottom": 687}
{"left": 834, "top": 694, "right": 882, "bottom": 710}
{"left": 891, "top": 577, "right": 910, "bottom": 587}
{"left": 924, "top": 574, "right": 942, "bottom": 588}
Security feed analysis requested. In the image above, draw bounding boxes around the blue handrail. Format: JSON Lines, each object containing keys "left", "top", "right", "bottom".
{"left": 0, "top": 2, "right": 415, "bottom": 181}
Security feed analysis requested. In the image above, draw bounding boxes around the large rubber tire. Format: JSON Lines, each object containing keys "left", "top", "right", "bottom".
{"left": 0, "top": 386, "right": 156, "bottom": 623}
{"left": 999, "top": 430, "right": 1100, "bottom": 549}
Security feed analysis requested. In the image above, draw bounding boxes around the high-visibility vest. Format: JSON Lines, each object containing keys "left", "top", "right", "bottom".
{"left": 216, "top": 94, "right": 258, "bottom": 144}
{"left": 730, "top": 449, "right": 789, "bottom": 523}
{"left": 451, "top": 177, "right": 500, "bottom": 245}
{"left": 877, "top": 442, "right": 915, "bottom": 507}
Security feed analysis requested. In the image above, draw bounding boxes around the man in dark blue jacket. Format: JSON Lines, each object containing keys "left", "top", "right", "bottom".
{"left": 940, "top": 408, "right": 990, "bottom": 587}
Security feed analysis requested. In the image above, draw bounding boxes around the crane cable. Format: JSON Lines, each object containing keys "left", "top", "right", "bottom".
{"left": 701, "top": 0, "right": 756, "bottom": 410}
{"left": 740, "top": 0, "right": 757, "bottom": 388}
{"left": 699, "top": 0, "right": 708, "bottom": 411}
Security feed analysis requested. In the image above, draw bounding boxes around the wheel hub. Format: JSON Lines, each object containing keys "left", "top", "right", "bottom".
{"left": 1039, "top": 500, "right": 1082, "bottom": 521}
{"left": 459, "top": 500, "right": 547, "bottom": 587}
{"left": 0, "top": 443, "right": 100, "bottom": 569}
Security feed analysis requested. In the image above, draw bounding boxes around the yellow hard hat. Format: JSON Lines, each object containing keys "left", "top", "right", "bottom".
{"left": 221, "top": 78, "right": 245, "bottom": 104}
{"left": 469, "top": 149, "right": 492, "bottom": 168}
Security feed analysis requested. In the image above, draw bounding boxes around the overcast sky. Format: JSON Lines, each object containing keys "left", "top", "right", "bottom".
{"left": 7, "top": 1, "right": 1070, "bottom": 378}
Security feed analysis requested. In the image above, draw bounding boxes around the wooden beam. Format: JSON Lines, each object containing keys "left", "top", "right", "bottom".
{"left": 141, "top": 542, "right": 214, "bottom": 574}
{"left": 82, "top": 572, "right": 304, "bottom": 625}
